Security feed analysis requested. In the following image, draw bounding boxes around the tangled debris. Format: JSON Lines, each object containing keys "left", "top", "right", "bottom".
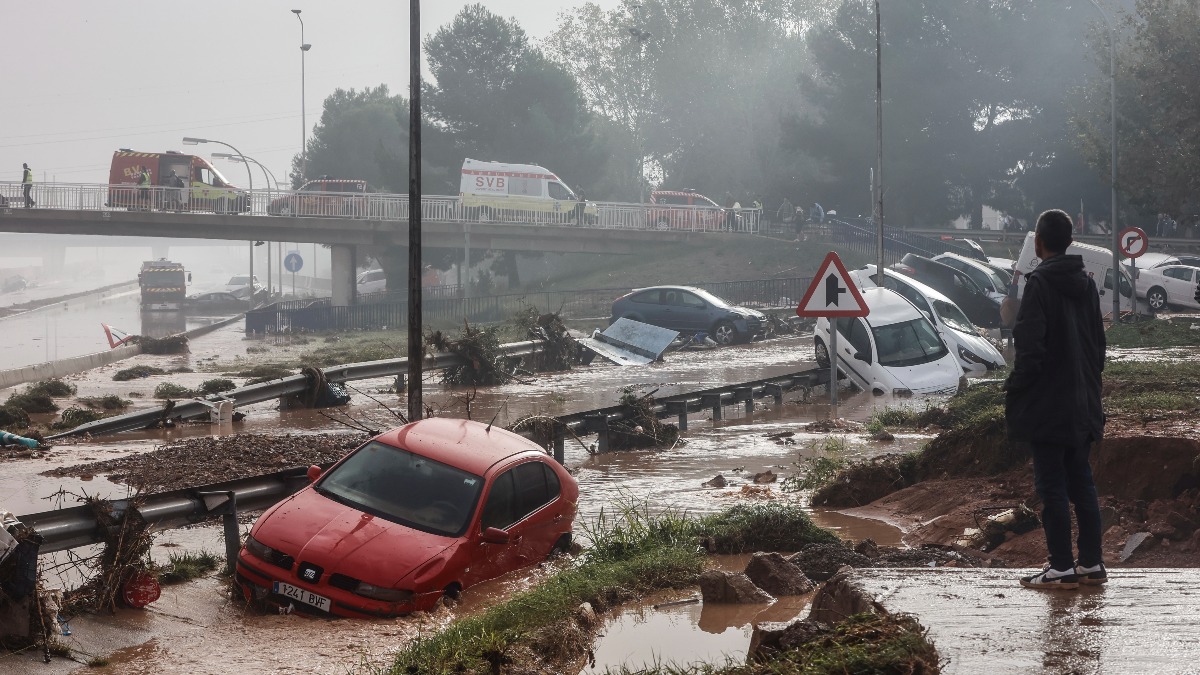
{"left": 128, "top": 334, "right": 189, "bottom": 355}
{"left": 59, "top": 496, "right": 154, "bottom": 614}
{"left": 49, "top": 407, "right": 105, "bottom": 431}
{"left": 608, "top": 387, "right": 679, "bottom": 450}
{"left": 516, "top": 306, "right": 582, "bottom": 372}
{"left": 426, "top": 320, "right": 511, "bottom": 386}
{"left": 42, "top": 433, "right": 368, "bottom": 492}
{"left": 112, "top": 366, "right": 167, "bottom": 381}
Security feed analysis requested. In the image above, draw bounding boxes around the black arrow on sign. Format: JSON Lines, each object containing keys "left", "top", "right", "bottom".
{"left": 825, "top": 273, "right": 846, "bottom": 307}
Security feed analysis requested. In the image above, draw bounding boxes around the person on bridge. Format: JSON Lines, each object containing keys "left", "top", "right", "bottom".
{"left": 21, "top": 163, "right": 34, "bottom": 208}
{"left": 1006, "top": 209, "right": 1107, "bottom": 590}
{"left": 137, "top": 165, "right": 152, "bottom": 210}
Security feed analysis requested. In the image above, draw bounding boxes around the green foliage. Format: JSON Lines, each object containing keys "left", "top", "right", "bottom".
{"left": 78, "top": 395, "right": 130, "bottom": 410}
{"left": 692, "top": 503, "right": 839, "bottom": 553}
{"left": 158, "top": 550, "right": 222, "bottom": 584}
{"left": 50, "top": 407, "right": 104, "bottom": 430}
{"left": 113, "top": 365, "right": 167, "bottom": 381}
{"left": 197, "top": 378, "right": 237, "bottom": 396}
{"left": 870, "top": 406, "right": 924, "bottom": 429}
{"left": 782, "top": 436, "right": 848, "bottom": 493}
{"left": 0, "top": 405, "right": 31, "bottom": 430}
{"left": 5, "top": 392, "right": 58, "bottom": 414}
{"left": 153, "top": 382, "right": 196, "bottom": 399}
{"left": 25, "top": 379, "right": 76, "bottom": 398}
{"left": 1106, "top": 319, "right": 1200, "bottom": 349}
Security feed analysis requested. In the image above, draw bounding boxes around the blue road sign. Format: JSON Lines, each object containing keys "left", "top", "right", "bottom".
{"left": 284, "top": 252, "right": 304, "bottom": 273}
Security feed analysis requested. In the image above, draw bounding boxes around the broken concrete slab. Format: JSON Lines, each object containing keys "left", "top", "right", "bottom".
{"left": 575, "top": 318, "right": 679, "bottom": 366}
{"left": 1119, "top": 531, "right": 1155, "bottom": 562}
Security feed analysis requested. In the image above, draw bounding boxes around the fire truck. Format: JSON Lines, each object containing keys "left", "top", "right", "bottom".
{"left": 139, "top": 260, "right": 188, "bottom": 311}
{"left": 108, "top": 150, "right": 249, "bottom": 213}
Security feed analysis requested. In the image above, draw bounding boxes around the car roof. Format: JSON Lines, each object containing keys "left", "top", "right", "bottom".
{"left": 376, "top": 417, "right": 544, "bottom": 477}
{"left": 858, "top": 287, "right": 925, "bottom": 326}
{"left": 632, "top": 285, "right": 707, "bottom": 293}
{"left": 935, "top": 252, "right": 991, "bottom": 270}
{"left": 859, "top": 266, "right": 957, "bottom": 306}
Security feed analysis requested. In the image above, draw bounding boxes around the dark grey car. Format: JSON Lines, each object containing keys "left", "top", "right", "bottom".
{"left": 610, "top": 285, "right": 765, "bottom": 345}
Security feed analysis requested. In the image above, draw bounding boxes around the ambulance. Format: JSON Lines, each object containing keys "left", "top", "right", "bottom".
{"left": 459, "top": 158, "right": 595, "bottom": 223}
{"left": 107, "top": 150, "right": 249, "bottom": 213}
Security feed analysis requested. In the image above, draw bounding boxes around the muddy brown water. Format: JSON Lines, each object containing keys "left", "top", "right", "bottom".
{"left": 0, "top": 327, "right": 953, "bottom": 674}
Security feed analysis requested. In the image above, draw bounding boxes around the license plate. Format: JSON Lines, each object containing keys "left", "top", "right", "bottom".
{"left": 273, "top": 582, "right": 331, "bottom": 612}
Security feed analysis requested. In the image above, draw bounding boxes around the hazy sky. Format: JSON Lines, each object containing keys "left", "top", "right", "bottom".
{"left": 4, "top": 1, "right": 621, "bottom": 189}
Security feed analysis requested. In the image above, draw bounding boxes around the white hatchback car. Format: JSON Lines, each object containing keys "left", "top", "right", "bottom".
{"left": 1133, "top": 264, "right": 1200, "bottom": 312}
{"left": 357, "top": 268, "right": 388, "bottom": 294}
{"left": 814, "top": 287, "right": 966, "bottom": 397}
{"left": 852, "top": 266, "right": 1005, "bottom": 374}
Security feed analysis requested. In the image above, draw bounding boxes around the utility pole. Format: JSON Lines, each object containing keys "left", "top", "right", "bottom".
{"left": 1089, "top": 0, "right": 1120, "bottom": 321}
{"left": 873, "top": 0, "right": 885, "bottom": 285}
{"left": 407, "top": 0, "right": 423, "bottom": 422}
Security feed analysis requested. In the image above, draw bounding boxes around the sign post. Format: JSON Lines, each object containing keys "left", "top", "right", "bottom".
{"left": 283, "top": 251, "right": 304, "bottom": 298}
{"left": 1118, "top": 226, "right": 1148, "bottom": 318}
{"left": 796, "top": 251, "right": 870, "bottom": 406}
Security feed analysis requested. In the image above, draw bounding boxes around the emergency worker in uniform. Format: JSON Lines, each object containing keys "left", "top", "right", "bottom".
{"left": 21, "top": 163, "right": 34, "bottom": 208}
{"left": 138, "top": 166, "right": 152, "bottom": 209}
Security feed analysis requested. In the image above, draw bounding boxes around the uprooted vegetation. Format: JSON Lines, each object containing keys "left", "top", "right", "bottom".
{"left": 608, "top": 387, "right": 680, "bottom": 450}
{"left": 49, "top": 407, "right": 106, "bottom": 431}
{"left": 427, "top": 321, "right": 510, "bottom": 386}
{"left": 78, "top": 395, "right": 130, "bottom": 410}
{"left": 112, "top": 365, "right": 168, "bottom": 381}
{"left": 24, "top": 379, "right": 77, "bottom": 398}
{"left": 390, "top": 502, "right": 839, "bottom": 675}
{"left": 5, "top": 391, "right": 59, "bottom": 414}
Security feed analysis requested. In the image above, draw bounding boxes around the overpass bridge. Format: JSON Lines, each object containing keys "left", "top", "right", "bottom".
{"left": 0, "top": 181, "right": 760, "bottom": 305}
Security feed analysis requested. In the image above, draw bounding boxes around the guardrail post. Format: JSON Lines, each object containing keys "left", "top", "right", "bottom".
{"left": 701, "top": 394, "right": 724, "bottom": 421}
{"left": 197, "top": 491, "right": 240, "bottom": 575}
{"left": 665, "top": 400, "right": 689, "bottom": 431}
{"left": 735, "top": 387, "right": 754, "bottom": 414}
{"left": 764, "top": 383, "right": 785, "bottom": 406}
{"left": 584, "top": 413, "right": 609, "bottom": 453}
{"left": 553, "top": 427, "right": 565, "bottom": 465}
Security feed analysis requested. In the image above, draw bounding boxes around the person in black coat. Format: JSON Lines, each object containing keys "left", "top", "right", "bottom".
{"left": 1006, "top": 209, "right": 1107, "bottom": 590}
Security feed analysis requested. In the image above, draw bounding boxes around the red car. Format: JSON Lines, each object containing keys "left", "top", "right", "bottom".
{"left": 235, "top": 418, "right": 578, "bottom": 618}
{"left": 648, "top": 190, "right": 728, "bottom": 231}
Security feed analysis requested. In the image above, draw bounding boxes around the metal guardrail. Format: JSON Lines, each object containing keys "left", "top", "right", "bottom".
{"left": 22, "top": 366, "right": 826, "bottom": 555}
{"left": 0, "top": 181, "right": 760, "bottom": 234}
{"left": 48, "top": 340, "right": 546, "bottom": 439}
{"left": 247, "top": 277, "right": 813, "bottom": 333}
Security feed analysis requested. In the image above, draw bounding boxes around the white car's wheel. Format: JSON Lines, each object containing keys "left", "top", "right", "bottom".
{"left": 1147, "top": 287, "right": 1168, "bottom": 312}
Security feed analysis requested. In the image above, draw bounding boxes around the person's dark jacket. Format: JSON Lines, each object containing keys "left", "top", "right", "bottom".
{"left": 1005, "top": 253, "right": 1105, "bottom": 445}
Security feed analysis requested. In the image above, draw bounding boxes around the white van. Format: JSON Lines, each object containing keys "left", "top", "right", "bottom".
{"left": 814, "top": 287, "right": 966, "bottom": 397}
{"left": 459, "top": 158, "right": 596, "bottom": 222}
{"left": 1014, "top": 231, "right": 1135, "bottom": 316}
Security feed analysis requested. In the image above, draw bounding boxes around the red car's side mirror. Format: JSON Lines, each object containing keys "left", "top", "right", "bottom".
{"left": 306, "top": 465, "right": 322, "bottom": 483}
{"left": 480, "top": 527, "right": 511, "bottom": 545}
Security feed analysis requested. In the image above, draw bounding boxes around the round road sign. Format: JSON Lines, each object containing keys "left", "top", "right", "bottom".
{"left": 284, "top": 252, "right": 304, "bottom": 273}
{"left": 1118, "top": 226, "right": 1148, "bottom": 259}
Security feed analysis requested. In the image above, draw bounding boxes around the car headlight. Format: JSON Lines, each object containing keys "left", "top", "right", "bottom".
{"left": 353, "top": 583, "right": 414, "bottom": 603}
{"left": 245, "top": 534, "right": 272, "bottom": 560}
{"left": 957, "top": 345, "right": 986, "bottom": 365}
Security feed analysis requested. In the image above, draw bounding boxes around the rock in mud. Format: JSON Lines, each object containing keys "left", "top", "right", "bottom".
{"left": 807, "top": 566, "right": 887, "bottom": 624}
{"left": 703, "top": 474, "right": 728, "bottom": 488}
{"left": 698, "top": 570, "right": 773, "bottom": 604}
{"left": 854, "top": 539, "right": 881, "bottom": 559}
{"left": 752, "top": 470, "right": 777, "bottom": 484}
{"left": 744, "top": 552, "right": 814, "bottom": 596}
{"left": 576, "top": 601, "right": 598, "bottom": 627}
{"left": 788, "top": 543, "right": 873, "bottom": 581}
{"left": 747, "top": 619, "right": 835, "bottom": 659}
{"left": 1119, "top": 531, "right": 1155, "bottom": 562}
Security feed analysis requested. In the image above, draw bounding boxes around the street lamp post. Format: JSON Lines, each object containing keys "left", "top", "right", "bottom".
{"left": 214, "top": 152, "right": 287, "bottom": 296}
{"left": 292, "top": 9, "right": 312, "bottom": 183}
{"left": 408, "top": 0, "right": 423, "bottom": 422}
{"left": 1088, "top": 0, "right": 1120, "bottom": 322}
{"left": 183, "top": 137, "right": 256, "bottom": 310}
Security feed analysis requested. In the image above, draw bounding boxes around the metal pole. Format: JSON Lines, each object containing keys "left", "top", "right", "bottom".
{"left": 873, "top": 0, "right": 885, "bottom": 286}
{"left": 248, "top": 243, "right": 254, "bottom": 314}
{"left": 408, "top": 0, "right": 424, "bottom": 422}
{"left": 293, "top": 10, "right": 308, "bottom": 183}
{"left": 829, "top": 325, "right": 839, "bottom": 406}
{"left": 1089, "top": 0, "right": 1120, "bottom": 321}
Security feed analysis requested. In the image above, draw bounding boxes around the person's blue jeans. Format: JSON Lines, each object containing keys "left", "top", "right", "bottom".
{"left": 1031, "top": 441, "right": 1103, "bottom": 572}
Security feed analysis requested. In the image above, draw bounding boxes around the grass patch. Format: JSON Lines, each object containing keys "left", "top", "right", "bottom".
{"left": 50, "top": 407, "right": 105, "bottom": 430}
{"left": 158, "top": 550, "right": 221, "bottom": 584}
{"left": 197, "top": 378, "right": 237, "bottom": 396}
{"left": 693, "top": 502, "right": 839, "bottom": 553}
{"left": 868, "top": 406, "right": 925, "bottom": 430}
{"left": 153, "top": 382, "right": 196, "bottom": 399}
{"left": 5, "top": 392, "right": 58, "bottom": 414}
{"left": 113, "top": 365, "right": 167, "bottom": 381}
{"left": 25, "top": 379, "right": 76, "bottom": 397}
{"left": 1107, "top": 317, "right": 1200, "bottom": 348}
{"left": 782, "top": 437, "right": 849, "bottom": 494}
{"left": 232, "top": 364, "right": 293, "bottom": 380}
{"left": 78, "top": 395, "right": 130, "bottom": 410}
{"left": 607, "top": 613, "right": 939, "bottom": 675}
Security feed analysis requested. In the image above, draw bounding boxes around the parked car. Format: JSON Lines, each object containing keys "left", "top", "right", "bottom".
{"left": 939, "top": 237, "right": 990, "bottom": 262}
{"left": 185, "top": 291, "right": 245, "bottom": 311}
{"left": 610, "top": 285, "right": 765, "bottom": 345}
{"left": 648, "top": 190, "right": 729, "bottom": 231}
{"left": 224, "top": 274, "right": 263, "bottom": 299}
{"left": 814, "top": 287, "right": 966, "bottom": 396}
{"left": 268, "top": 178, "right": 368, "bottom": 217}
{"left": 1132, "top": 264, "right": 1200, "bottom": 312}
{"left": 236, "top": 418, "right": 579, "bottom": 618}
{"left": 931, "top": 252, "right": 1010, "bottom": 302}
{"left": 852, "top": 266, "right": 1005, "bottom": 373}
{"left": 1014, "top": 232, "right": 1136, "bottom": 315}
{"left": 893, "top": 254, "right": 1002, "bottom": 328}
{"left": 357, "top": 269, "right": 387, "bottom": 294}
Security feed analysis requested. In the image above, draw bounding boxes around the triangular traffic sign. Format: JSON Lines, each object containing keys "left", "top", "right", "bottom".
{"left": 796, "top": 252, "right": 870, "bottom": 318}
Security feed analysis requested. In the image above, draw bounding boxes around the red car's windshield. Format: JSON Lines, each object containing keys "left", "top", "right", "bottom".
{"left": 315, "top": 441, "right": 484, "bottom": 536}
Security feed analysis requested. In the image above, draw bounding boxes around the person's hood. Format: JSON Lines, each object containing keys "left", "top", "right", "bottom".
{"left": 1029, "top": 254, "right": 1090, "bottom": 299}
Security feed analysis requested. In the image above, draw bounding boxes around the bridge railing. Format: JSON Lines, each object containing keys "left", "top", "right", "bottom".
{"left": 0, "top": 181, "right": 760, "bottom": 234}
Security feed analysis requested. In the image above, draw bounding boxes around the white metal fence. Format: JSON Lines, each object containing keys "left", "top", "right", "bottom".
{"left": 0, "top": 181, "right": 760, "bottom": 234}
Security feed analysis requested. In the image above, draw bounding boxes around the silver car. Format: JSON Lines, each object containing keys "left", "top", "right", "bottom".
{"left": 610, "top": 285, "right": 765, "bottom": 345}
